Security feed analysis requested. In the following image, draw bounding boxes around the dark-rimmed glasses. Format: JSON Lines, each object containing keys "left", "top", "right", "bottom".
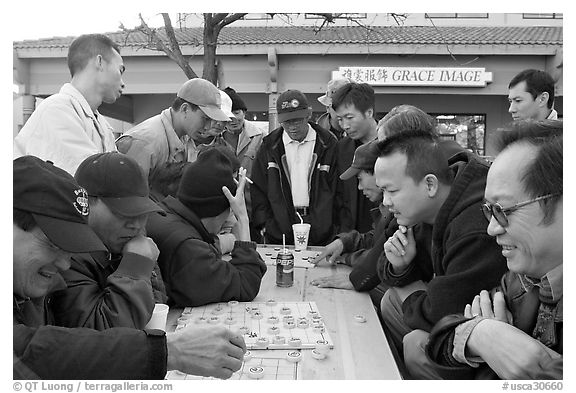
{"left": 481, "top": 193, "right": 560, "bottom": 227}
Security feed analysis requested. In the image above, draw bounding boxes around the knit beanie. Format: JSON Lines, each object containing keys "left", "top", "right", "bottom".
{"left": 177, "top": 148, "right": 237, "bottom": 218}
{"left": 224, "top": 87, "right": 247, "bottom": 112}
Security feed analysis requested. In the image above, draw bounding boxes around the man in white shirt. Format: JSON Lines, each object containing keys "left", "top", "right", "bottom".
{"left": 251, "top": 90, "right": 339, "bottom": 246}
{"left": 14, "top": 34, "right": 125, "bottom": 175}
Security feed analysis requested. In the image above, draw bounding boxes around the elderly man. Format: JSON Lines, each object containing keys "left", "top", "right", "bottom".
{"left": 14, "top": 34, "right": 124, "bottom": 174}
{"left": 251, "top": 89, "right": 339, "bottom": 246}
{"left": 13, "top": 156, "right": 246, "bottom": 379}
{"left": 374, "top": 131, "right": 507, "bottom": 374}
{"left": 116, "top": 78, "right": 231, "bottom": 180}
{"left": 146, "top": 148, "right": 266, "bottom": 307}
{"left": 49, "top": 152, "right": 164, "bottom": 330}
{"left": 424, "top": 120, "right": 562, "bottom": 380}
{"left": 508, "top": 69, "right": 558, "bottom": 121}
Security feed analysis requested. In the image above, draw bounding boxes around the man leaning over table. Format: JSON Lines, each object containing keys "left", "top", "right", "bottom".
{"left": 13, "top": 156, "right": 246, "bottom": 379}
{"left": 146, "top": 148, "right": 267, "bottom": 307}
{"left": 14, "top": 34, "right": 123, "bottom": 175}
{"left": 423, "top": 120, "right": 563, "bottom": 380}
{"left": 373, "top": 131, "right": 506, "bottom": 377}
{"left": 49, "top": 152, "right": 166, "bottom": 330}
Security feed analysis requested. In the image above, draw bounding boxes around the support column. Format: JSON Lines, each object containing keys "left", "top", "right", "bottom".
{"left": 267, "top": 47, "right": 279, "bottom": 132}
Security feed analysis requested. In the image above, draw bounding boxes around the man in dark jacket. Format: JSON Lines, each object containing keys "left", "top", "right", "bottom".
{"left": 374, "top": 131, "right": 507, "bottom": 377}
{"left": 425, "top": 120, "right": 562, "bottom": 380}
{"left": 333, "top": 83, "right": 379, "bottom": 234}
{"left": 251, "top": 89, "right": 339, "bottom": 246}
{"left": 316, "top": 77, "right": 352, "bottom": 140}
{"left": 147, "top": 148, "right": 267, "bottom": 307}
{"left": 13, "top": 156, "right": 246, "bottom": 379}
{"left": 50, "top": 152, "right": 165, "bottom": 330}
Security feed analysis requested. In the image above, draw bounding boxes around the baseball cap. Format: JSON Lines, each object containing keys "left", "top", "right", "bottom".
{"left": 75, "top": 152, "right": 163, "bottom": 217}
{"left": 340, "top": 140, "right": 380, "bottom": 180}
{"left": 177, "top": 78, "right": 230, "bottom": 122}
{"left": 318, "top": 78, "right": 352, "bottom": 107}
{"left": 13, "top": 156, "right": 107, "bottom": 253}
{"left": 224, "top": 87, "right": 247, "bottom": 112}
{"left": 219, "top": 90, "right": 234, "bottom": 118}
{"left": 276, "top": 90, "right": 312, "bottom": 123}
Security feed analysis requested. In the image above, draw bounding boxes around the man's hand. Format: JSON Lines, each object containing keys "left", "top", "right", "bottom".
{"left": 123, "top": 235, "right": 160, "bottom": 261}
{"left": 464, "top": 290, "right": 512, "bottom": 324}
{"left": 310, "top": 239, "right": 344, "bottom": 266}
{"left": 310, "top": 273, "right": 354, "bottom": 290}
{"left": 166, "top": 325, "right": 246, "bottom": 379}
{"left": 383, "top": 225, "right": 416, "bottom": 273}
{"left": 467, "top": 319, "right": 561, "bottom": 379}
{"left": 223, "top": 167, "right": 250, "bottom": 240}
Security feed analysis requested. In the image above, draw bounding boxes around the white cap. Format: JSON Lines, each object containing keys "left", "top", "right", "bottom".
{"left": 219, "top": 90, "right": 234, "bottom": 119}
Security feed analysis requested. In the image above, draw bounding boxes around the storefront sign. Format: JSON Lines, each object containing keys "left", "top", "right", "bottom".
{"left": 333, "top": 67, "right": 492, "bottom": 87}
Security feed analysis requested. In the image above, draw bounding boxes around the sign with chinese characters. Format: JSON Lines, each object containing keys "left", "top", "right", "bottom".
{"left": 332, "top": 67, "right": 492, "bottom": 87}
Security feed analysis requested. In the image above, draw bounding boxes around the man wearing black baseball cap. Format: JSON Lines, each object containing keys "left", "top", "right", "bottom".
{"left": 48, "top": 152, "right": 167, "bottom": 330}
{"left": 251, "top": 89, "right": 339, "bottom": 246}
{"left": 14, "top": 155, "right": 247, "bottom": 379}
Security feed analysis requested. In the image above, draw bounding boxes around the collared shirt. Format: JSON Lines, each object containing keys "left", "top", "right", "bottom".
{"left": 547, "top": 109, "right": 559, "bottom": 120}
{"left": 14, "top": 83, "right": 117, "bottom": 175}
{"left": 518, "top": 264, "right": 563, "bottom": 302}
{"left": 282, "top": 125, "right": 316, "bottom": 207}
{"left": 116, "top": 108, "right": 186, "bottom": 178}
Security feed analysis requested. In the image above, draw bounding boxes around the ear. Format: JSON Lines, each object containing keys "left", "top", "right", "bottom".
{"left": 365, "top": 108, "right": 374, "bottom": 119}
{"left": 539, "top": 92, "right": 550, "bottom": 107}
{"left": 95, "top": 54, "right": 104, "bottom": 71}
{"left": 423, "top": 174, "right": 439, "bottom": 197}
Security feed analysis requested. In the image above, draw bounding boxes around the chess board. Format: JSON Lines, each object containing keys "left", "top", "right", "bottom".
{"left": 176, "top": 300, "right": 334, "bottom": 350}
{"left": 166, "top": 351, "right": 300, "bottom": 380}
{"left": 257, "top": 245, "right": 321, "bottom": 268}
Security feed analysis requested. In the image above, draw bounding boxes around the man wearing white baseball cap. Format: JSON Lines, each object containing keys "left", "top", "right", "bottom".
{"left": 116, "top": 78, "right": 231, "bottom": 180}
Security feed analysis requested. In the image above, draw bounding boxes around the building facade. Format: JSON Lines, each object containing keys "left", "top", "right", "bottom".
{"left": 13, "top": 13, "right": 563, "bottom": 156}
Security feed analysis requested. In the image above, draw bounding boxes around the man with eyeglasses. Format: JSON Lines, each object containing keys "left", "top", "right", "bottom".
{"left": 373, "top": 130, "right": 507, "bottom": 378}
{"left": 251, "top": 89, "right": 339, "bottom": 246}
{"left": 14, "top": 34, "right": 125, "bottom": 175}
{"left": 425, "top": 119, "right": 562, "bottom": 380}
{"left": 116, "top": 78, "right": 232, "bottom": 183}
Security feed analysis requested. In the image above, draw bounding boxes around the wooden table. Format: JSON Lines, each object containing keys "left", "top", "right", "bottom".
{"left": 166, "top": 245, "right": 402, "bottom": 380}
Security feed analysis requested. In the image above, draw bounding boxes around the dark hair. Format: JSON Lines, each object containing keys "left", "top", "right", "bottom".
{"left": 149, "top": 162, "right": 190, "bottom": 199}
{"left": 67, "top": 34, "right": 120, "bottom": 77}
{"left": 331, "top": 82, "right": 375, "bottom": 114}
{"left": 378, "top": 105, "right": 437, "bottom": 139}
{"left": 13, "top": 208, "right": 37, "bottom": 231}
{"left": 508, "top": 69, "right": 555, "bottom": 109}
{"left": 496, "top": 119, "right": 562, "bottom": 224}
{"left": 171, "top": 97, "right": 200, "bottom": 112}
{"left": 376, "top": 130, "right": 452, "bottom": 185}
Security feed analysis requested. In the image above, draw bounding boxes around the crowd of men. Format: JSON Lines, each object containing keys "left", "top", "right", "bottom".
{"left": 13, "top": 34, "right": 562, "bottom": 380}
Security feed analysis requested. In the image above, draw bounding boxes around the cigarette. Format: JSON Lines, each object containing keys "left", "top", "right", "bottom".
{"left": 245, "top": 176, "right": 254, "bottom": 184}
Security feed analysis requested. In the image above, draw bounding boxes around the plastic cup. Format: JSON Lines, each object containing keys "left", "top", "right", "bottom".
{"left": 292, "top": 223, "right": 311, "bottom": 251}
{"left": 145, "top": 303, "right": 169, "bottom": 331}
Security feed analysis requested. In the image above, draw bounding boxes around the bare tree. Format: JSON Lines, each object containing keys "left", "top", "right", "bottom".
{"left": 120, "top": 13, "right": 407, "bottom": 83}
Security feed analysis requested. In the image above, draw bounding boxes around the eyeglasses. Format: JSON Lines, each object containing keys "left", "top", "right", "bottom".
{"left": 481, "top": 193, "right": 559, "bottom": 227}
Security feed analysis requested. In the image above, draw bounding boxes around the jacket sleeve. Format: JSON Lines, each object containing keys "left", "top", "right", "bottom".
{"left": 250, "top": 143, "right": 272, "bottom": 230}
{"left": 13, "top": 323, "right": 167, "bottom": 379}
{"left": 50, "top": 253, "right": 156, "bottom": 330}
{"left": 402, "top": 230, "right": 507, "bottom": 332}
{"left": 115, "top": 136, "right": 156, "bottom": 178}
{"left": 166, "top": 239, "right": 267, "bottom": 307}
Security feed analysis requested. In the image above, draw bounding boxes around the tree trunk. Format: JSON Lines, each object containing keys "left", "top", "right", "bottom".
{"left": 202, "top": 18, "right": 219, "bottom": 83}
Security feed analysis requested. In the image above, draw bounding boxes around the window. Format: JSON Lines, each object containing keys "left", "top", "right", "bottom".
{"left": 242, "top": 13, "right": 273, "bottom": 20}
{"left": 522, "top": 13, "right": 562, "bottom": 19}
{"left": 305, "top": 13, "right": 367, "bottom": 19}
{"left": 432, "top": 114, "right": 486, "bottom": 155}
{"left": 426, "top": 13, "right": 488, "bottom": 19}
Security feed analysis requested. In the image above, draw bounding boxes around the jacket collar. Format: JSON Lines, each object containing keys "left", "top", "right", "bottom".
{"left": 60, "top": 83, "right": 99, "bottom": 120}
{"left": 161, "top": 196, "right": 215, "bottom": 244}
